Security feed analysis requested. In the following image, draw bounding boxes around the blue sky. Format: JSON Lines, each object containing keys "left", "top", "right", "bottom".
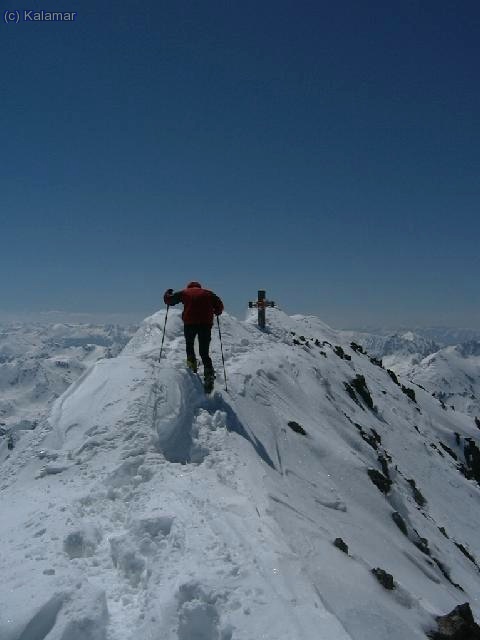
{"left": 1, "top": 1, "right": 479, "bottom": 328}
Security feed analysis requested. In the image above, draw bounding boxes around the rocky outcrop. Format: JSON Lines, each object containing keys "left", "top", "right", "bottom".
{"left": 428, "top": 603, "right": 480, "bottom": 639}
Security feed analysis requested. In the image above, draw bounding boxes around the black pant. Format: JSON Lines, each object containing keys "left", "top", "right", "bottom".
{"left": 184, "top": 324, "right": 213, "bottom": 371}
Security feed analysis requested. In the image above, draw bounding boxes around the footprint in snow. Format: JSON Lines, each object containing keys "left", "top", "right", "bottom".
{"left": 175, "top": 582, "right": 232, "bottom": 640}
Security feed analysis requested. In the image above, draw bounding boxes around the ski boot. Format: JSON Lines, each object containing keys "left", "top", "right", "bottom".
{"left": 203, "top": 368, "right": 215, "bottom": 394}
{"left": 186, "top": 358, "right": 198, "bottom": 373}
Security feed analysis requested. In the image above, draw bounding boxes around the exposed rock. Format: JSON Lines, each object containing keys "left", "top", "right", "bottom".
{"left": 371, "top": 567, "right": 394, "bottom": 590}
{"left": 351, "top": 375, "right": 375, "bottom": 410}
{"left": 354, "top": 423, "right": 381, "bottom": 450}
{"left": 454, "top": 542, "right": 479, "bottom": 569}
{"left": 413, "top": 534, "right": 430, "bottom": 556}
{"left": 401, "top": 384, "right": 417, "bottom": 403}
{"left": 287, "top": 420, "right": 307, "bottom": 436}
{"left": 433, "top": 558, "right": 464, "bottom": 591}
{"left": 333, "top": 538, "right": 348, "bottom": 554}
{"left": 334, "top": 345, "right": 351, "bottom": 361}
{"left": 344, "top": 382, "right": 361, "bottom": 408}
{"left": 407, "top": 478, "right": 427, "bottom": 507}
{"left": 462, "top": 438, "right": 480, "bottom": 484}
{"left": 387, "top": 369, "right": 400, "bottom": 386}
{"left": 439, "top": 442, "right": 458, "bottom": 460}
{"left": 391, "top": 511, "right": 408, "bottom": 536}
{"left": 431, "top": 443, "right": 445, "bottom": 457}
{"left": 377, "top": 454, "right": 390, "bottom": 479}
{"left": 350, "top": 342, "right": 365, "bottom": 354}
{"left": 368, "top": 468, "right": 392, "bottom": 494}
{"left": 428, "top": 603, "right": 480, "bottom": 639}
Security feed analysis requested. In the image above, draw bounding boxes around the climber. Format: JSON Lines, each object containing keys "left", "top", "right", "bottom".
{"left": 163, "top": 282, "right": 224, "bottom": 389}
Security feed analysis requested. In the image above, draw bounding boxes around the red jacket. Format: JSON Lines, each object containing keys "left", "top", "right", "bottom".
{"left": 163, "top": 282, "right": 224, "bottom": 326}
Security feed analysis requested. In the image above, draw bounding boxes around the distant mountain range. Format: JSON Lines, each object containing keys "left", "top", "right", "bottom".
{"left": 350, "top": 330, "right": 480, "bottom": 419}
{"left": 351, "top": 325, "right": 480, "bottom": 347}
{"left": 0, "top": 322, "right": 137, "bottom": 441}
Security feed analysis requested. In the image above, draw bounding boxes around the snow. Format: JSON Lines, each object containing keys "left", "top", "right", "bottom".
{"left": 1, "top": 309, "right": 479, "bottom": 639}
{"left": 0, "top": 322, "right": 136, "bottom": 450}
{"left": 404, "top": 342, "right": 480, "bottom": 417}
{"left": 353, "top": 328, "right": 480, "bottom": 418}
{"left": 352, "top": 331, "right": 440, "bottom": 374}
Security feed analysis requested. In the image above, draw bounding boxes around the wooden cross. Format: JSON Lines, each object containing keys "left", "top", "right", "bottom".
{"left": 248, "top": 289, "right": 275, "bottom": 329}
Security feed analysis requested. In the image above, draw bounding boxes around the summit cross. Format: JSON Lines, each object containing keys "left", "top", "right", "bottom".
{"left": 248, "top": 289, "right": 275, "bottom": 329}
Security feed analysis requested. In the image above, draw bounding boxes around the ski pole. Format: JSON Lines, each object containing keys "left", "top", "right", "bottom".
{"left": 158, "top": 305, "right": 169, "bottom": 363}
{"left": 217, "top": 316, "right": 228, "bottom": 392}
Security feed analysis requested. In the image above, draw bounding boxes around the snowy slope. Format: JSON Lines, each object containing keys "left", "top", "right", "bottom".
{"left": 351, "top": 328, "right": 480, "bottom": 419}
{"left": 1, "top": 310, "right": 480, "bottom": 640}
{"left": 0, "top": 323, "right": 136, "bottom": 450}
{"left": 405, "top": 341, "right": 480, "bottom": 419}
{"left": 350, "top": 331, "right": 439, "bottom": 375}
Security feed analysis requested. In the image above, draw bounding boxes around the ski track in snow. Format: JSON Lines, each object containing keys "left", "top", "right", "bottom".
{"left": 1, "top": 309, "right": 480, "bottom": 640}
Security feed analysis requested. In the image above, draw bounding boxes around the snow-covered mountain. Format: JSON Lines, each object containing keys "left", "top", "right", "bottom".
{"left": 0, "top": 322, "right": 137, "bottom": 447}
{"left": 350, "top": 326, "right": 480, "bottom": 348}
{"left": 406, "top": 341, "right": 480, "bottom": 419}
{"left": 351, "top": 331, "right": 440, "bottom": 375}
{"left": 351, "top": 330, "right": 480, "bottom": 420}
{"left": 412, "top": 328, "right": 480, "bottom": 348}
{"left": 1, "top": 309, "right": 480, "bottom": 640}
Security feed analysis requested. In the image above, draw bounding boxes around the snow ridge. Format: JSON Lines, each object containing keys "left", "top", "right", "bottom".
{"left": 1, "top": 309, "right": 480, "bottom": 640}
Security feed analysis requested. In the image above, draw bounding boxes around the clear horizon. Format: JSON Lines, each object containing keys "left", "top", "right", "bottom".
{"left": 1, "top": 306, "right": 480, "bottom": 336}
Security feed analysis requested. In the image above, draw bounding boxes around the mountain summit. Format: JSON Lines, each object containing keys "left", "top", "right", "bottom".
{"left": 1, "top": 309, "right": 479, "bottom": 640}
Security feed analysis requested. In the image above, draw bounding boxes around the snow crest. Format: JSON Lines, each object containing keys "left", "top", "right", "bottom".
{"left": 1, "top": 309, "right": 479, "bottom": 640}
